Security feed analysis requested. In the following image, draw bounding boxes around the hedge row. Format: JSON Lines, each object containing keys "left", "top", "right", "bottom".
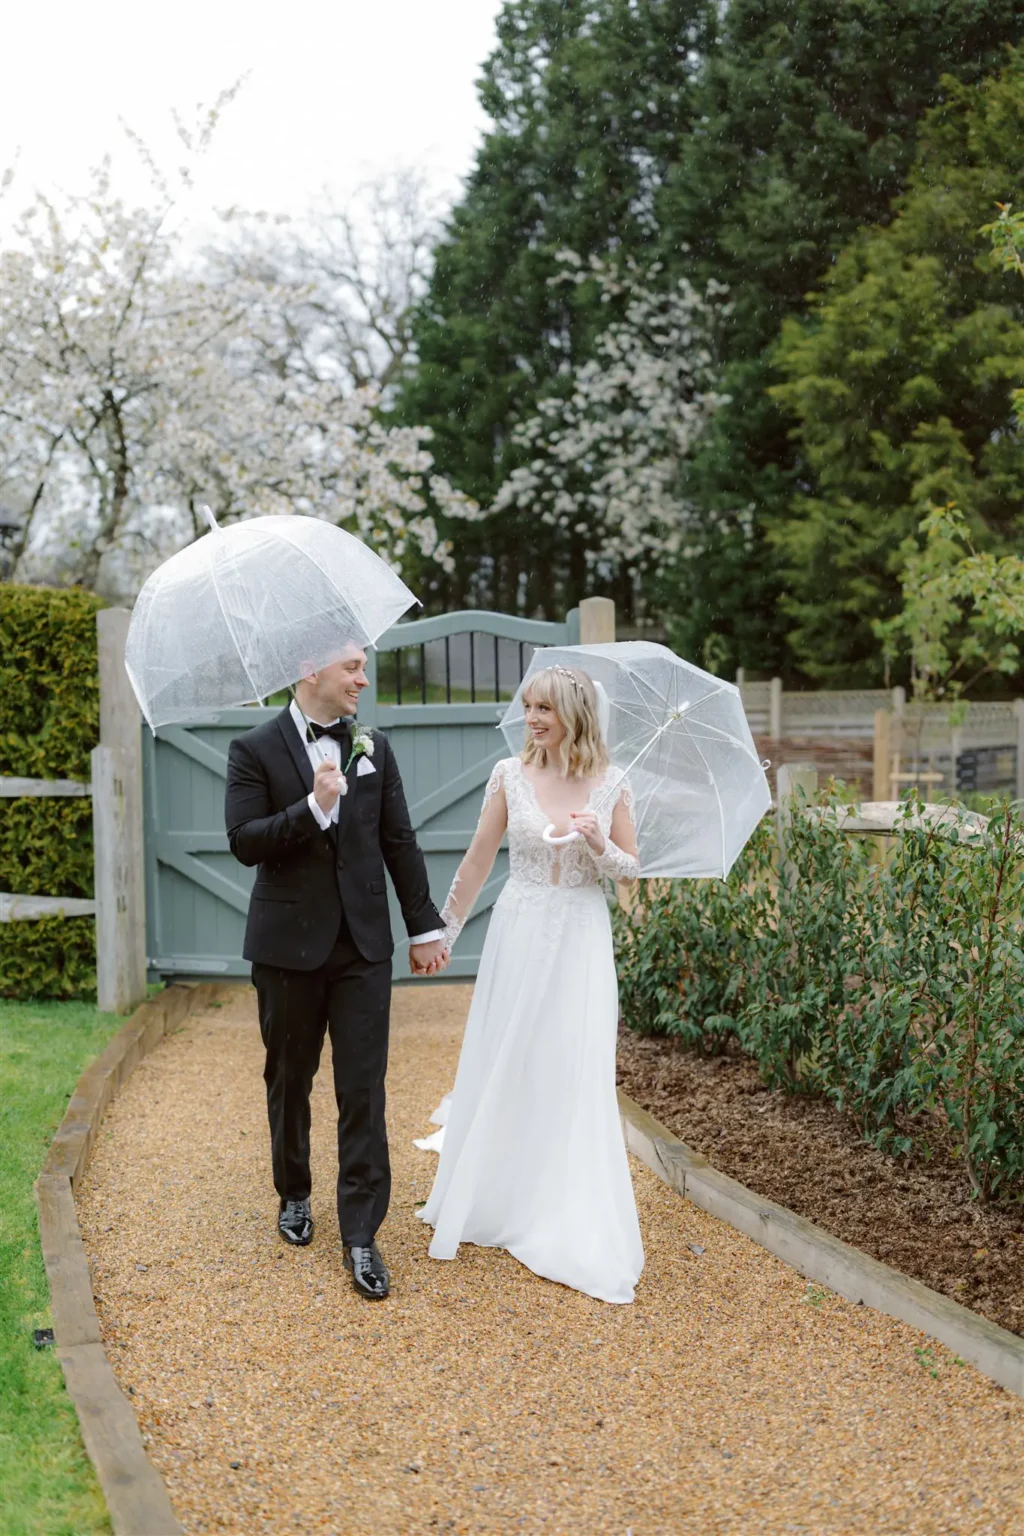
{"left": 0, "top": 585, "right": 104, "bottom": 999}
{"left": 613, "top": 791, "right": 1024, "bottom": 1201}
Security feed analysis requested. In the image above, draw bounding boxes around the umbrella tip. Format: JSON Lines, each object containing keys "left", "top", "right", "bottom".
{"left": 201, "top": 504, "right": 220, "bottom": 535}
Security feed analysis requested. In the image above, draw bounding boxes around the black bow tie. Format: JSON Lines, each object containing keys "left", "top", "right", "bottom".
{"left": 308, "top": 719, "right": 350, "bottom": 745}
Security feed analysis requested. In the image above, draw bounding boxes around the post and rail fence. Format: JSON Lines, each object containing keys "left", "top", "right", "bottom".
{"left": 1, "top": 608, "right": 147, "bottom": 1013}
{"left": 738, "top": 672, "right": 1023, "bottom": 802}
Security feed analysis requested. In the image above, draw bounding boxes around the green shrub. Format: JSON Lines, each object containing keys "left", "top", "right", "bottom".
{"left": 0, "top": 799, "right": 95, "bottom": 898}
{"left": 614, "top": 821, "right": 775, "bottom": 1054}
{"left": 0, "top": 586, "right": 103, "bottom": 999}
{"left": 0, "top": 916, "right": 98, "bottom": 1001}
{"left": 614, "top": 788, "right": 1024, "bottom": 1200}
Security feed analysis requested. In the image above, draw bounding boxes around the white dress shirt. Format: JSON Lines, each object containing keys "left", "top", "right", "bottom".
{"left": 289, "top": 700, "right": 442, "bottom": 947}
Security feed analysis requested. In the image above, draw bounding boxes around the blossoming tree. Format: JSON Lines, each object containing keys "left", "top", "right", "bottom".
{"left": 0, "top": 122, "right": 476, "bottom": 597}
{"left": 491, "top": 253, "right": 728, "bottom": 593}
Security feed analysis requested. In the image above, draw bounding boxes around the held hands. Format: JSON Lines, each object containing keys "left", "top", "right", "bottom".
{"left": 313, "top": 758, "right": 347, "bottom": 814}
{"left": 569, "top": 810, "right": 605, "bottom": 855}
{"left": 409, "top": 939, "right": 450, "bottom": 978}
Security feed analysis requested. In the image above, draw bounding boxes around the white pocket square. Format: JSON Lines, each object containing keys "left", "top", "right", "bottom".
{"left": 356, "top": 757, "right": 376, "bottom": 777}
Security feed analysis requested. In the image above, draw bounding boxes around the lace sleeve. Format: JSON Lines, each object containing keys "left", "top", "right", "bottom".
{"left": 591, "top": 777, "right": 640, "bottom": 883}
{"left": 440, "top": 760, "right": 508, "bottom": 950}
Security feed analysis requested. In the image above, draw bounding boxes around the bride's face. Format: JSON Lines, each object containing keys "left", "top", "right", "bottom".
{"left": 524, "top": 692, "right": 567, "bottom": 756}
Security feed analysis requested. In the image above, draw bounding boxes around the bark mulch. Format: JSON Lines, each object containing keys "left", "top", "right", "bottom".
{"left": 616, "top": 1026, "right": 1024, "bottom": 1339}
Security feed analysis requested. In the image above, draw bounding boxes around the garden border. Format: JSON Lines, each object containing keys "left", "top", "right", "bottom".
{"left": 618, "top": 1090, "right": 1024, "bottom": 1397}
{"left": 34, "top": 980, "right": 236, "bottom": 1536}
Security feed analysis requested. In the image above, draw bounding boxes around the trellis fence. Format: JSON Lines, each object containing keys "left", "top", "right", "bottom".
{"left": 739, "top": 675, "right": 1023, "bottom": 800}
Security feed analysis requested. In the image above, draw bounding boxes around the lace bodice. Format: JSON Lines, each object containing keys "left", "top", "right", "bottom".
{"left": 440, "top": 756, "right": 640, "bottom": 950}
{"left": 499, "top": 758, "right": 629, "bottom": 890}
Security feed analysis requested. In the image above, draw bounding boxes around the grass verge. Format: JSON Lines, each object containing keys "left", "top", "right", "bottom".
{"left": 0, "top": 997, "right": 122, "bottom": 1536}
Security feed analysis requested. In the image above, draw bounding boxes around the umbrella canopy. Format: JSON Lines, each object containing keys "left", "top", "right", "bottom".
{"left": 499, "top": 641, "right": 772, "bottom": 879}
{"left": 125, "top": 512, "right": 417, "bottom": 729}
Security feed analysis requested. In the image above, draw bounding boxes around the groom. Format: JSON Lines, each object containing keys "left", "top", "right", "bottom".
{"left": 224, "top": 643, "right": 447, "bottom": 1301}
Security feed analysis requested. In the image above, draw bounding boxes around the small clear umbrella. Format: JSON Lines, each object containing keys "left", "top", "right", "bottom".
{"left": 125, "top": 509, "right": 417, "bottom": 733}
{"left": 499, "top": 641, "right": 772, "bottom": 879}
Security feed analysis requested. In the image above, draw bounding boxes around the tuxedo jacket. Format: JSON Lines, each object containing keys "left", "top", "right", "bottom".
{"left": 225, "top": 709, "right": 441, "bottom": 969}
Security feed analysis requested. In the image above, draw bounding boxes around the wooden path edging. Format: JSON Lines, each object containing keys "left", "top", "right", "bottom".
{"left": 618, "top": 1090, "right": 1024, "bottom": 1397}
{"left": 35, "top": 981, "right": 235, "bottom": 1536}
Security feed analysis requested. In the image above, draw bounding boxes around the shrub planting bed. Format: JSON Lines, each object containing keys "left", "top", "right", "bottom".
{"left": 613, "top": 790, "right": 1024, "bottom": 1335}
{"left": 616, "top": 1027, "right": 1024, "bottom": 1337}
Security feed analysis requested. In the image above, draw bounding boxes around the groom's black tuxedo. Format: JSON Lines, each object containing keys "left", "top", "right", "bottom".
{"left": 225, "top": 708, "right": 440, "bottom": 968}
{"left": 225, "top": 707, "right": 441, "bottom": 1247}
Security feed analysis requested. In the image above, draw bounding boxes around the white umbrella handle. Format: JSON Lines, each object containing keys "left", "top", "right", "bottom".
{"left": 542, "top": 824, "right": 583, "bottom": 846}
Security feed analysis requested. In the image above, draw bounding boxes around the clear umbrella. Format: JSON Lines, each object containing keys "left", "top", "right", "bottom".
{"left": 499, "top": 641, "right": 772, "bottom": 879}
{"left": 125, "top": 509, "right": 417, "bottom": 732}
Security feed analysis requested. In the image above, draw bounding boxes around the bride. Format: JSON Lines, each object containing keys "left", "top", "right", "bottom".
{"left": 417, "top": 663, "right": 644, "bottom": 1304}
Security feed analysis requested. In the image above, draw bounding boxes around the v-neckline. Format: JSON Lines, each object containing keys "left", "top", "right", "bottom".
{"left": 518, "top": 759, "right": 604, "bottom": 833}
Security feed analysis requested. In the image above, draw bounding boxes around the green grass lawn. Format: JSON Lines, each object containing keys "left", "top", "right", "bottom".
{"left": 0, "top": 997, "right": 122, "bottom": 1536}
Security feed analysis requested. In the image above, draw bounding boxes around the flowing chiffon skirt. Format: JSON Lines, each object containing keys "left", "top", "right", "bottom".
{"left": 418, "top": 878, "right": 644, "bottom": 1304}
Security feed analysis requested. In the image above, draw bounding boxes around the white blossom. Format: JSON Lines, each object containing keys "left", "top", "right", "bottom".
{"left": 492, "top": 254, "right": 729, "bottom": 578}
{"left": 0, "top": 156, "right": 479, "bottom": 597}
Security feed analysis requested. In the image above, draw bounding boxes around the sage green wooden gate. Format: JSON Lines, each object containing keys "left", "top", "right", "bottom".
{"left": 143, "top": 608, "right": 579, "bottom": 981}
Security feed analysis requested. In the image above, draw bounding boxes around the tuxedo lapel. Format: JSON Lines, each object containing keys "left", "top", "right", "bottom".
{"left": 277, "top": 708, "right": 314, "bottom": 796}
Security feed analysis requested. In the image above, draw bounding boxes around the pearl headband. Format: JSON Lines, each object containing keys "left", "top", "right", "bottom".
{"left": 552, "top": 664, "right": 583, "bottom": 693}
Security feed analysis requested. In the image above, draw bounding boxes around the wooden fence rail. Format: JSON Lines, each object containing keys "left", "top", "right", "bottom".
{"left": 0, "top": 777, "right": 92, "bottom": 798}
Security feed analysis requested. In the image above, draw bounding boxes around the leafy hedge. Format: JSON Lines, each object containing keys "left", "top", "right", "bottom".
{"left": 0, "top": 586, "right": 103, "bottom": 999}
{"left": 614, "top": 791, "right": 1024, "bottom": 1200}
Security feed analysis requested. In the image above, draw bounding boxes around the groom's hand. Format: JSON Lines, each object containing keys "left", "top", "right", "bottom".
{"left": 409, "top": 939, "right": 448, "bottom": 977}
{"left": 313, "top": 759, "right": 347, "bottom": 814}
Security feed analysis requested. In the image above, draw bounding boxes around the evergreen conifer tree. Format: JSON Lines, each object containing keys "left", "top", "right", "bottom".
{"left": 769, "top": 49, "right": 1024, "bottom": 686}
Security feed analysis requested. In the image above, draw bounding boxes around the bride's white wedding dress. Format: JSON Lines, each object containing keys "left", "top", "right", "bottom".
{"left": 416, "top": 756, "right": 644, "bottom": 1304}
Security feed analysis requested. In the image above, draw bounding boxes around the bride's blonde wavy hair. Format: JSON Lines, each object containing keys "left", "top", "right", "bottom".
{"left": 520, "top": 666, "right": 608, "bottom": 779}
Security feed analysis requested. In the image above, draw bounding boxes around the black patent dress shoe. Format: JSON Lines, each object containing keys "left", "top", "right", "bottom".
{"left": 343, "top": 1241, "right": 390, "bottom": 1300}
{"left": 278, "top": 1198, "right": 313, "bottom": 1246}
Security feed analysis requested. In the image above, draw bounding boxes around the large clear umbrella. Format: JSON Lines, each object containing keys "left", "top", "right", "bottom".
{"left": 499, "top": 641, "right": 772, "bottom": 878}
{"left": 125, "top": 509, "right": 417, "bottom": 732}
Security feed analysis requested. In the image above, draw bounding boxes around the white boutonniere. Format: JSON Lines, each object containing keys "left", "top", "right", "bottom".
{"left": 344, "top": 724, "right": 375, "bottom": 772}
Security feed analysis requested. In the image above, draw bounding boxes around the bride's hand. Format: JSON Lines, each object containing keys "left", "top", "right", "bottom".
{"left": 569, "top": 810, "right": 605, "bottom": 854}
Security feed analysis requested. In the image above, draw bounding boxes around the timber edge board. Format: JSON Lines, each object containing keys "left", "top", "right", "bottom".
{"left": 34, "top": 980, "right": 241, "bottom": 1536}
{"left": 618, "top": 1090, "right": 1024, "bottom": 1398}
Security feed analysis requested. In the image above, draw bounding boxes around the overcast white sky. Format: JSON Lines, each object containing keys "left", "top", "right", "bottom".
{"left": 0, "top": 0, "right": 504, "bottom": 233}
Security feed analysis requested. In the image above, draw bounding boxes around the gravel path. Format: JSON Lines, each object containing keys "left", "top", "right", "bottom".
{"left": 77, "top": 984, "right": 1024, "bottom": 1536}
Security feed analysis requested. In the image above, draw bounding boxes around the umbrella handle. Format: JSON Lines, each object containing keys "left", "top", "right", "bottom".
{"left": 542, "top": 824, "right": 583, "bottom": 846}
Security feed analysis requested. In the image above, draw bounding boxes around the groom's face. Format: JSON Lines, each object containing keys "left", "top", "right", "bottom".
{"left": 313, "top": 645, "right": 368, "bottom": 717}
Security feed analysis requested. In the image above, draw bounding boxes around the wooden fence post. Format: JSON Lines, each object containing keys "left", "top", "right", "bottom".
{"left": 579, "top": 596, "right": 616, "bottom": 645}
{"left": 950, "top": 725, "right": 963, "bottom": 795}
{"left": 93, "top": 609, "right": 147, "bottom": 1014}
{"left": 776, "top": 763, "right": 818, "bottom": 886}
{"left": 777, "top": 763, "right": 818, "bottom": 827}
{"left": 769, "top": 677, "right": 783, "bottom": 742}
{"left": 873, "top": 709, "right": 892, "bottom": 801}
{"left": 92, "top": 747, "right": 147, "bottom": 1015}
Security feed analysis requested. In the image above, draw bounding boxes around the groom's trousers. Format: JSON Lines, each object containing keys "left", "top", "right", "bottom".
{"left": 251, "top": 918, "right": 393, "bottom": 1247}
